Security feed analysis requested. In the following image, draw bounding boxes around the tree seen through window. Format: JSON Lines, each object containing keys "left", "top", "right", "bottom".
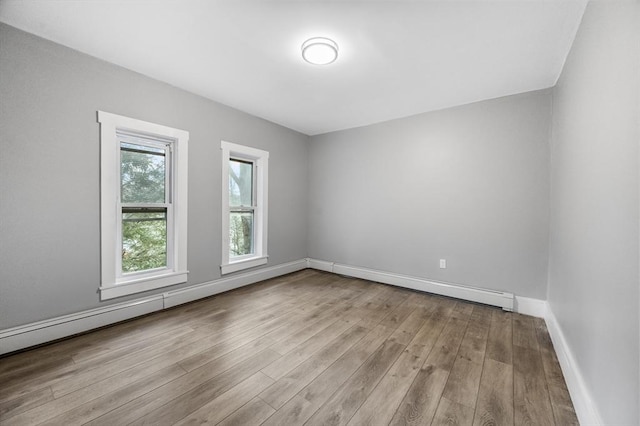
{"left": 229, "top": 159, "right": 254, "bottom": 257}
{"left": 120, "top": 142, "right": 168, "bottom": 273}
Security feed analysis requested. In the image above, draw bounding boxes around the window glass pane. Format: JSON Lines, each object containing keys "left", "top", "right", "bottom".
{"left": 229, "top": 211, "right": 253, "bottom": 257}
{"left": 229, "top": 159, "right": 253, "bottom": 206}
{"left": 122, "top": 209, "right": 167, "bottom": 273}
{"left": 121, "top": 142, "right": 166, "bottom": 203}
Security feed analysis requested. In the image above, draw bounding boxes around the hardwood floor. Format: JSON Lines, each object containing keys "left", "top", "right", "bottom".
{"left": 0, "top": 270, "right": 578, "bottom": 425}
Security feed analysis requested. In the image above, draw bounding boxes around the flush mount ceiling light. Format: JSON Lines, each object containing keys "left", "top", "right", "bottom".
{"left": 301, "top": 37, "right": 338, "bottom": 65}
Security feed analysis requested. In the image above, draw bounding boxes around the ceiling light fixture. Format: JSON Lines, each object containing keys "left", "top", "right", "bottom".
{"left": 301, "top": 37, "right": 338, "bottom": 65}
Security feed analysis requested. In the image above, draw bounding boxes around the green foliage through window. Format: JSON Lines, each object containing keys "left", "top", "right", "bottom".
{"left": 120, "top": 140, "right": 169, "bottom": 273}
{"left": 230, "top": 212, "right": 253, "bottom": 256}
{"left": 229, "top": 158, "right": 255, "bottom": 257}
{"left": 122, "top": 210, "right": 167, "bottom": 272}
{"left": 121, "top": 143, "right": 166, "bottom": 203}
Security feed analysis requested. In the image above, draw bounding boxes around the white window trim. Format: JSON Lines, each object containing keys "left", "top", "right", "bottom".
{"left": 98, "top": 111, "right": 189, "bottom": 300}
{"left": 221, "top": 141, "right": 269, "bottom": 275}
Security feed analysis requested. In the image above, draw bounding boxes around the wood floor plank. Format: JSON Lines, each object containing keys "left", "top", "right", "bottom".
{"left": 440, "top": 305, "right": 491, "bottom": 411}
{"left": 69, "top": 325, "right": 197, "bottom": 368}
{"left": 173, "top": 371, "right": 274, "bottom": 426}
{"left": 68, "top": 310, "right": 228, "bottom": 364}
{"left": 388, "top": 364, "right": 450, "bottom": 426}
{"left": 304, "top": 339, "right": 405, "bottom": 426}
{"left": 127, "top": 349, "right": 282, "bottom": 426}
{"left": 472, "top": 358, "right": 514, "bottom": 426}
{"left": 424, "top": 304, "right": 471, "bottom": 371}
{"left": 0, "top": 326, "right": 197, "bottom": 403}
{"left": 378, "top": 298, "right": 416, "bottom": 330}
{"left": 217, "top": 397, "right": 275, "bottom": 426}
{"left": 346, "top": 342, "right": 426, "bottom": 426}
{"left": 261, "top": 318, "right": 359, "bottom": 380}
{"left": 267, "top": 307, "right": 349, "bottom": 356}
{"left": 259, "top": 325, "right": 369, "bottom": 409}
{"left": 346, "top": 298, "right": 458, "bottom": 426}
{"left": 513, "top": 314, "right": 539, "bottom": 351}
{"left": 514, "top": 371, "right": 554, "bottom": 426}
{"left": 205, "top": 287, "right": 324, "bottom": 331}
{"left": 532, "top": 317, "right": 554, "bottom": 354}
{"left": 355, "top": 289, "right": 411, "bottom": 329}
{"left": 0, "top": 356, "right": 76, "bottom": 386}
{"left": 432, "top": 397, "right": 475, "bottom": 426}
{"left": 543, "top": 355, "right": 578, "bottom": 425}
{"left": 485, "top": 310, "right": 513, "bottom": 365}
{"left": 1, "top": 356, "right": 187, "bottom": 426}
{"left": 49, "top": 328, "right": 207, "bottom": 398}
{"left": 86, "top": 349, "right": 280, "bottom": 426}
{"left": 261, "top": 324, "right": 395, "bottom": 426}
{"left": 352, "top": 284, "right": 395, "bottom": 309}
{"left": 355, "top": 297, "right": 456, "bottom": 426}
{"left": 186, "top": 298, "right": 288, "bottom": 332}
{"left": 513, "top": 345, "right": 544, "bottom": 378}
{"left": 291, "top": 289, "right": 347, "bottom": 312}
{"left": 441, "top": 356, "right": 483, "bottom": 410}
{"left": 456, "top": 305, "right": 492, "bottom": 365}
{"left": 1, "top": 291, "right": 307, "bottom": 402}
{"left": 0, "top": 387, "right": 53, "bottom": 422}
{"left": 37, "top": 364, "right": 187, "bottom": 426}
{"left": 404, "top": 291, "right": 435, "bottom": 307}
{"left": 176, "top": 305, "right": 323, "bottom": 373}
{"left": 533, "top": 318, "right": 579, "bottom": 425}
{"left": 388, "top": 302, "right": 437, "bottom": 345}
{"left": 451, "top": 302, "right": 474, "bottom": 319}
{"left": 395, "top": 300, "right": 456, "bottom": 353}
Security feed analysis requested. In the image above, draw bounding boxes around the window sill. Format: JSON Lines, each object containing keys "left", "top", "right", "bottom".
{"left": 221, "top": 256, "right": 268, "bottom": 275}
{"left": 100, "top": 270, "right": 189, "bottom": 300}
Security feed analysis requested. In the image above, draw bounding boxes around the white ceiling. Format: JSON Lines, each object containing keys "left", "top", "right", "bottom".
{"left": 0, "top": 1, "right": 586, "bottom": 135}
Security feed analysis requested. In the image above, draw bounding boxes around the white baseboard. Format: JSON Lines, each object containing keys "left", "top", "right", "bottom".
{"left": 514, "top": 296, "right": 548, "bottom": 318}
{"left": 545, "top": 305, "right": 603, "bottom": 426}
{"left": 305, "top": 258, "right": 515, "bottom": 311}
{"left": 0, "top": 296, "right": 165, "bottom": 356}
{"left": 306, "top": 258, "right": 335, "bottom": 272}
{"left": 0, "top": 259, "right": 307, "bottom": 356}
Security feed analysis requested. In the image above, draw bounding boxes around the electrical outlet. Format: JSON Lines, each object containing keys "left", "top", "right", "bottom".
{"left": 439, "top": 259, "right": 447, "bottom": 269}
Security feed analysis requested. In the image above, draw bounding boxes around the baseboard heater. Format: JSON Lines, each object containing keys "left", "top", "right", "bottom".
{"left": 306, "top": 258, "right": 514, "bottom": 311}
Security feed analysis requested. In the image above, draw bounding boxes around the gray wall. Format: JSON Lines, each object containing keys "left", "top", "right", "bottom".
{"left": 548, "top": 2, "right": 640, "bottom": 425}
{"left": 0, "top": 23, "right": 309, "bottom": 329}
{"left": 308, "top": 91, "right": 552, "bottom": 299}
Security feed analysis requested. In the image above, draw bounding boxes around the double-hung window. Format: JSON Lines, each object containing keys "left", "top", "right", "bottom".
{"left": 221, "top": 141, "right": 268, "bottom": 274}
{"left": 99, "top": 111, "right": 189, "bottom": 299}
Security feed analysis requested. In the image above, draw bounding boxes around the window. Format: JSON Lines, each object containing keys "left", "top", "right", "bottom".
{"left": 98, "top": 111, "right": 189, "bottom": 299}
{"left": 221, "top": 141, "right": 268, "bottom": 274}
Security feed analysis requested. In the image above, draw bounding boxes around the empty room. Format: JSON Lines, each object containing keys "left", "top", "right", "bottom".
{"left": 0, "top": 1, "right": 638, "bottom": 425}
